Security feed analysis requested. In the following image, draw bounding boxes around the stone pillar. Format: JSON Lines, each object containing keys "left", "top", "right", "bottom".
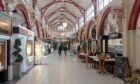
{"left": 128, "top": 31, "right": 137, "bottom": 69}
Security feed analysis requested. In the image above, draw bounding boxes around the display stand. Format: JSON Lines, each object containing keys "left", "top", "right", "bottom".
{"left": 35, "top": 38, "right": 43, "bottom": 64}
{"left": 11, "top": 26, "right": 34, "bottom": 74}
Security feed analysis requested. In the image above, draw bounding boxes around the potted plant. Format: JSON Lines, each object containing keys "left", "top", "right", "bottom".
{"left": 12, "top": 38, "right": 23, "bottom": 78}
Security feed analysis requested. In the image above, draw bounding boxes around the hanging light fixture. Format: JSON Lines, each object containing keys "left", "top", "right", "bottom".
{"left": 58, "top": 25, "right": 64, "bottom": 31}
{"left": 62, "top": 22, "right": 67, "bottom": 28}
{"left": 61, "top": 0, "right": 67, "bottom": 28}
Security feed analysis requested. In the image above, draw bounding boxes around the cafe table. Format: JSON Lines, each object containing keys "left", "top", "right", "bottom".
{"left": 89, "top": 56, "right": 115, "bottom": 69}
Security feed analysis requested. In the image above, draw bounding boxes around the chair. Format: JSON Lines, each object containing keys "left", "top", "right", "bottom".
{"left": 98, "top": 53, "right": 106, "bottom": 74}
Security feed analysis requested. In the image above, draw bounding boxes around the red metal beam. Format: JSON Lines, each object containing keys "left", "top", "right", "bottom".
{"left": 45, "top": 7, "right": 78, "bottom": 22}
{"left": 49, "top": 16, "right": 74, "bottom": 29}
{"left": 46, "top": 11, "right": 77, "bottom": 22}
{"left": 41, "top": 0, "right": 85, "bottom": 17}
{"left": 48, "top": 15, "right": 76, "bottom": 25}
{"left": 0, "top": 0, "right": 4, "bottom": 11}
{"left": 46, "top": 7, "right": 79, "bottom": 19}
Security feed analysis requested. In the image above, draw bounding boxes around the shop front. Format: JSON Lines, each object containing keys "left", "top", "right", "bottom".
{"left": 98, "top": 7, "right": 123, "bottom": 56}
{"left": 0, "top": 12, "right": 12, "bottom": 83}
{"left": 11, "top": 25, "right": 35, "bottom": 75}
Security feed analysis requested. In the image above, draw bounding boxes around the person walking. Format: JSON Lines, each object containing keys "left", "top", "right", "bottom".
{"left": 63, "top": 44, "right": 68, "bottom": 56}
{"left": 48, "top": 43, "right": 51, "bottom": 53}
{"left": 58, "top": 44, "right": 62, "bottom": 56}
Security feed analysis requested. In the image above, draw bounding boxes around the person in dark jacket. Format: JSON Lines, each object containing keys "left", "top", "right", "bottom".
{"left": 58, "top": 44, "right": 62, "bottom": 56}
{"left": 63, "top": 45, "right": 68, "bottom": 56}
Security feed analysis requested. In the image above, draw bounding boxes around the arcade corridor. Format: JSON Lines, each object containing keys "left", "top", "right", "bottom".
{"left": 0, "top": 0, "right": 140, "bottom": 84}
{"left": 5, "top": 51, "right": 123, "bottom": 84}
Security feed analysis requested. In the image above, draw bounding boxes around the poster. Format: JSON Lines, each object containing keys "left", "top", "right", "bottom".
{"left": 0, "top": 12, "right": 11, "bottom": 35}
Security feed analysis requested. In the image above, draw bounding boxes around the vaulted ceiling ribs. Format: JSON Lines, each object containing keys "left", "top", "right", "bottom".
{"left": 41, "top": 0, "right": 86, "bottom": 16}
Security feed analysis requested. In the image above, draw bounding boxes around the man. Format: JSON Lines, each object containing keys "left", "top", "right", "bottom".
{"left": 58, "top": 44, "right": 62, "bottom": 56}
{"left": 63, "top": 44, "right": 68, "bottom": 56}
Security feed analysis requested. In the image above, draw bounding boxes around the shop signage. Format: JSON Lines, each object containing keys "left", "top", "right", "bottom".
{"left": 0, "top": 12, "right": 11, "bottom": 35}
{"left": 109, "top": 33, "right": 122, "bottom": 39}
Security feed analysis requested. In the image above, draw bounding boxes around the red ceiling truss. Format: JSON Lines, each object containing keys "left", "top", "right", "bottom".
{"left": 45, "top": 7, "right": 79, "bottom": 22}
{"left": 0, "top": 0, "right": 4, "bottom": 11}
{"left": 41, "top": 0, "right": 86, "bottom": 17}
{"left": 38, "top": 0, "right": 97, "bottom": 38}
{"left": 49, "top": 15, "right": 76, "bottom": 25}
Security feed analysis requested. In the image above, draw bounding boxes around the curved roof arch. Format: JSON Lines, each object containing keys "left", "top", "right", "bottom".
{"left": 45, "top": 9, "right": 79, "bottom": 22}
{"left": 41, "top": 0, "right": 86, "bottom": 16}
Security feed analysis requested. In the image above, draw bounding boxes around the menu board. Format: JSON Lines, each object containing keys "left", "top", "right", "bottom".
{"left": 114, "top": 57, "right": 129, "bottom": 79}
{"left": 0, "top": 12, "right": 11, "bottom": 35}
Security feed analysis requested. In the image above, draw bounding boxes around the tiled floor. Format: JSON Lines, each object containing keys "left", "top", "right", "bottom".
{"left": 5, "top": 51, "right": 124, "bottom": 84}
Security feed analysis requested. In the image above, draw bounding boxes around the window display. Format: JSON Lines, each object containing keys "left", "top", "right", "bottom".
{"left": 108, "top": 39, "right": 123, "bottom": 55}
{"left": 91, "top": 40, "right": 96, "bottom": 53}
{"left": 0, "top": 42, "right": 6, "bottom": 72}
{"left": 27, "top": 40, "right": 33, "bottom": 56}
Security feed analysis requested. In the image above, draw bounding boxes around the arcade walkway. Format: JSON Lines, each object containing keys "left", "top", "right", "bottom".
{"left": 6, "top": 51, "right": 123, "bottom": 84}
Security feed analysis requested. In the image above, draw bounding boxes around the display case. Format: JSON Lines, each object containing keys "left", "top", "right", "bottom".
{"left": 108, "top": 39, "right": 123, "bottom": 56}
{"left": 91, "top": 40, "right": 96, "bottom": 53}
{"left": 26, "top": 40, "right": 34, "bottom": 57}
{"left": 0, "top": 42, "right": 6, "bottom": 72}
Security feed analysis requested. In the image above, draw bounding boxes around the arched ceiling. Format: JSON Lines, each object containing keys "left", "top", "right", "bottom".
{"left": 37, "top": 0, "right": 92, "bottom": 38}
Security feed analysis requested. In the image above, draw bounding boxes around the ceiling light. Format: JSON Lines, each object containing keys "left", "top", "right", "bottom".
{"left": 58, "top": 25, "right": 64, "bottom": 31}
{"left": 62, "top": 22, "right": 67, "bottom": 28}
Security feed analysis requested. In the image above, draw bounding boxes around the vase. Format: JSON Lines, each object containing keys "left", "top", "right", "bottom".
{"left": 13, "top": 62, "right": 22, "bottom": 79}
